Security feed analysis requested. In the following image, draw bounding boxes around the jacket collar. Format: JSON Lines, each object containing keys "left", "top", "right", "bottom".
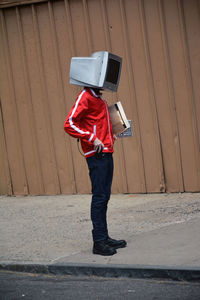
{"left": 88, "top": 88, "right": 102, "bottom": 98}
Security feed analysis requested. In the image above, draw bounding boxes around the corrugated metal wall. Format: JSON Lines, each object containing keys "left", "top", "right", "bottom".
{"left": 0, "top": 0, "right": 199, "bottom": 195}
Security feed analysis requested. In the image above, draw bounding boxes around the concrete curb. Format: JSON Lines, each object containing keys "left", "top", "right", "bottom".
{"left": 0, "top": 262, "right": 200, "bottom": 281}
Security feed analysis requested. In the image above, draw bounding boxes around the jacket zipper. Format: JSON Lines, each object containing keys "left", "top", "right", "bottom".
{"left": 93, "top": 125, "right": 96, "bottom": 135}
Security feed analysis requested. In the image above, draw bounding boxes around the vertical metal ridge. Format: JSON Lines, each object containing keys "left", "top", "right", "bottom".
{"left": 32, "top": 4, "right": 60, "bottom": 194}
{"left": 64, "top": 0, "right": 76, "bottom": 55}
{"left": 119, "top": 0, "right": 146, "bottom": 192}
{"left": 48, "top": 0, "right": 76, "bottom": 193}
{"left": 158, "top": 0, "right": 184, "bottom": 192}
{"left": 0, "top": 96, "right": 13, "bottom": 195}
{"left": 100, "top": 0, "right": 128, "bottom": 192}
{"left": 1, "top": 8, "right": 28, "bottom": 194}
{"left": 100, "top": 0, "right": 112, "bottom": 51}
{"left": 100, "top": 0, "right": 117, "bottom": 105}
{"left": 82, "top": 0, "right": 93, "bottom": 52}
{"left": 197, "top": 0, "right": 200, "bottom": 19}
{"left": 63, "top": 0, "right": 79, "bottom": 193}
{"left": 177, "top": 0, "right": 200, "bottom": 186}
{"left": 47, "top": 0, "right": 62, "bottom": 194}
{"left": 16, "top": 6, "right": 44, "bottom": 194}
{"left": 0, "top": 11, "right": 12, "bottom": 195}
{"left": 109, "top": 0, "right": 128, "bottom": 193}
{"left": 139, "top": 0, "right": 166, "bottom": 192}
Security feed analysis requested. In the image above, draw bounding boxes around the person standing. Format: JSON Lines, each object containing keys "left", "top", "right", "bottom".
{"left": 64, "top": 87, "right": 127, "bottom": 256}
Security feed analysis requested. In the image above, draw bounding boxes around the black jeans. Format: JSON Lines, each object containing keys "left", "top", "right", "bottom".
{"left": 86, "top": 153, "right": 114, "bottom": 242}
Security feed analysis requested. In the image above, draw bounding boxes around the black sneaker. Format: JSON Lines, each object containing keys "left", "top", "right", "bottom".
{"left": 93, "top": 240, "right": 117, "bottom": 256}
{"left": 106, "top": 237, "right": 127, "bottom": 249}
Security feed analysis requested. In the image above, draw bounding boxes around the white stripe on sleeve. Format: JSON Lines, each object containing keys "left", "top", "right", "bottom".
{"left": 88, "top": 133, "right": 94, "bottom": 142}
{"left": 69, "top": 90, "right": 90, "bottom": 137}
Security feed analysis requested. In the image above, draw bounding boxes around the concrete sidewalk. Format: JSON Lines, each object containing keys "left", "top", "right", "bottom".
{"left": 0, "top": 193, "right": 200, "bottom": 280}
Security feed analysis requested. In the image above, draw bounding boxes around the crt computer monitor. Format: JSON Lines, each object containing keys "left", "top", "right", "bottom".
{"left": 69, "top": 51, "right": 122, "bottom": 92}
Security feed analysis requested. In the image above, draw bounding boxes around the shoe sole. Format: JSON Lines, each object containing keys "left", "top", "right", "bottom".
{"left": 93, "top": 249, "right": 117, "bottom": 256}
{"left": 107, "top": 243, "right": 127, "bottom": 249}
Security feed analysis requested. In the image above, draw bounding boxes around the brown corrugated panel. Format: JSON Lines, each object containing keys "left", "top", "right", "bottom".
{"left": 0, "top": 0, "right": 199, "bottom": 195}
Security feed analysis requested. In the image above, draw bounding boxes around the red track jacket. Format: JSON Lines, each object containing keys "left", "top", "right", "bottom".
{"left": 64, "top": 88, "right": 114, "bottom": 158}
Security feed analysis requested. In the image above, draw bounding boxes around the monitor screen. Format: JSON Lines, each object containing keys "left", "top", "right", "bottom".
{"left": 105, "top": 59, "right": 120, "bottom": 84}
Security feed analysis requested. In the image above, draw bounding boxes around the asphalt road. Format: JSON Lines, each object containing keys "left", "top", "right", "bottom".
{"left": 0, "top": 271, "right": 200, "bottom": 300}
